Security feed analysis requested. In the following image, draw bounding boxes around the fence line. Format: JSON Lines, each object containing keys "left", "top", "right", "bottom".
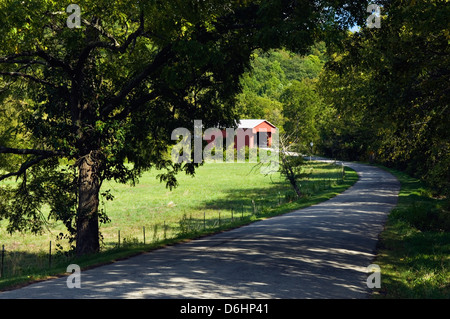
{"left": 0, "top": 171, "right": 345, "bottom": 280}
{"left": 1, "top": 245, "right": 4, "bottom": 278}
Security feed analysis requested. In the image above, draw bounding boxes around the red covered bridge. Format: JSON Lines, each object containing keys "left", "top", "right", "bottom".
{"left": 235, "top": 119, "right": 277, "bottom": 148}
{"left": 204, "top": 119, "right": 277, "bottom": 150}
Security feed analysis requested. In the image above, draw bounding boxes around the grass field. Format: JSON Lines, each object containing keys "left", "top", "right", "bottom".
{"left": 372, "top": 166, "right": 450, "bottom": 299}
{"left": 0, "top": 160, "right": 357, "bottom": 290}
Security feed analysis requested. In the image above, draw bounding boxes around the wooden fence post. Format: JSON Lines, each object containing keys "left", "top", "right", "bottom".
{"left": 164, "top": 220, "right": 167, "bottom": 240}
{"left": 49, "top": 241, "right": 52, "bottom": 269}
{"left": 1, "top": 245, "right": 4, "bottom": 278}
{"left": 143, "top": 226, "right": 146, "bottom": 245}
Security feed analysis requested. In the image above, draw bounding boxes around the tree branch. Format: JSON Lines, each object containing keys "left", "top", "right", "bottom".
{"left": 0, "top": 51, "right": 72, "bottom": 94}
{"left": 0, "top": 146, "right": 64, "bottom": 157}
{"left": 112, "top": 91, "right": 160, "bottom": 121}
{"left": 81, "top": 18, "right": 120, "bottom": 48}
{"left": 76, "top": 12, "right": 146, "bottom": 72}
{"left": 0, "top": 147, "right": 66, "bottom": 181}
{"left": 0, "top": 155, "right": 51, "bottom": 182}
{"left": 0, "top": 71, "right": 60, "bottom": 88}
{"left": 100, "top": 44, "right": 173, "bottom": 118}
{"left": 0, "top": 58, "right": 48, "bottom": 67}
{"left": 35, "top": 50, "right": 73, "bottom": 75}
{"left": 0, "top": 51, "right": 72, "bottom": 75}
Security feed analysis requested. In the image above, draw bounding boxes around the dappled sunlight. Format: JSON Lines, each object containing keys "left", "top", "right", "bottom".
{"left": 0, "top": 161, "right": 400, "bottom": 299}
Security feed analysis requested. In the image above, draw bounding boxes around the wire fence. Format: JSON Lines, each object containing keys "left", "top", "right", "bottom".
{"left": 0, "top": 165, "right": 346, "bottom": 280}
{"left": 0, "top": 204, "right": 262, "bottom": 279}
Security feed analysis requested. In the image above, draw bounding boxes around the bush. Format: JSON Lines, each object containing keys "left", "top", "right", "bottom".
{"left": 390, "top": 202, "right": 450, "bottom": 232}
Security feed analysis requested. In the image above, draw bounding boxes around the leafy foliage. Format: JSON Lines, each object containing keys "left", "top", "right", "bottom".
{"left": 237, "top": 43, "right": 328, "bottom": 146}
{"left": 319, "top": 0, "right": 449, "bottom": 196}
{"left": 0, "top": 0, "right": 368, "bottom": 254}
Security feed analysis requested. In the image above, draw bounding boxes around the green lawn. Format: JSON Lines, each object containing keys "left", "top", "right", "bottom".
{"left": 372, "top": 166, "right": 450, "bottom": 299}
{"left": 0, "top": 160, "right": 357, "bottom": 290}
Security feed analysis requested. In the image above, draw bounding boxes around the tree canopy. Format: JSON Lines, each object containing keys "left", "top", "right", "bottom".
{"left": 318, "top": 0, "right": 449, "bottom": 196}
{"left": 0, "top": 0, "right": 368, "bottom": 255}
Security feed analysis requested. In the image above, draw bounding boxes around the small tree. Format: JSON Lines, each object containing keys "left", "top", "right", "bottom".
{"left": 278, "top": 133, "right": 310, "bottom": 198}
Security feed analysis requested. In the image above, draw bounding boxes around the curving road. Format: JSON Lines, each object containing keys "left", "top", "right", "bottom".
{"left": 0, "top": 160, "right": 400, "bottom": 299}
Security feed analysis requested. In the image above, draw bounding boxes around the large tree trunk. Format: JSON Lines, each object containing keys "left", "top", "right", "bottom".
{"left": 75, "top": 152, "right": 101, "bottom": 256}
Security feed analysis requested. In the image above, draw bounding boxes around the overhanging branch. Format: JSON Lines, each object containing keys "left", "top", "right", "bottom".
{"left": 76, "top": 12, "right": 146, "bottom": 71}
{"left": 0, "top": 51, "right": 72, "bottom": 75}
{"left": 0, "top": 146, "right": 65, "bottom": 157}
{"left": 0, "top": 146, "right": 65, "bottom": 182}
{"left": 81, "top": 18, "right": 120, "bottom": 48}
{"left": 112, "top": 91, "right": 160, "bottom": 121}
{"left": 100, "top": 44, "right": 173, "bottom": 118}
{"left": 0, "top": 71, "right": 61, "bottom": 89}
{"left": 0, "top": 155, "right": 53, "bottom": 182}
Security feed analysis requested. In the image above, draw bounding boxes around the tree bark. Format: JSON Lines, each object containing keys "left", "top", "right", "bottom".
{"left": 75, "top": 152, "right": 101, "bottom": 256}
{"left": 287, "top": 173, "right": 302, "bottom": 198}
{"left": 280, "top": 152, "right": 302, "bottom": 198}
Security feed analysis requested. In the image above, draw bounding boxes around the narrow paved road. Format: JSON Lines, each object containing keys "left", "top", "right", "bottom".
{"left": 0, "top": 161, "right": 400, "bottom": 299}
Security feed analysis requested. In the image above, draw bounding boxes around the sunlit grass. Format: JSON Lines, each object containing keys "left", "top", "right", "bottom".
{"left": 0, "top": 161, "right": 357, "bottom": 290}
{"left": 372, "top": 166, "right": 450, "bottom": 299}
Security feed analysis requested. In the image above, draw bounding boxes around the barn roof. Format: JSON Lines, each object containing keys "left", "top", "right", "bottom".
{"left": 237, "top": 119, "right": 276, "bottom": 129}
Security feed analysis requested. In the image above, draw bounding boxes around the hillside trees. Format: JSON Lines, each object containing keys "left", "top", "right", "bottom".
{"left": 237, "top": 42, "right": 328, "bottom": 149}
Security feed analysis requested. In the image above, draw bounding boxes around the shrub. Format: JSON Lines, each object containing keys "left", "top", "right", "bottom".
{"left": 391, "top": 202, "right": 450, "bottom": 232}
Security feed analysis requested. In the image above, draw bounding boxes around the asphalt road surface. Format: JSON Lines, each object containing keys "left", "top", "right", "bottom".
{"left": 0, "top": 160, "right": 400, "bottom": 299}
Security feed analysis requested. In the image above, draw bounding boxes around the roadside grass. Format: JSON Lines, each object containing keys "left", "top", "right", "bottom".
{"left": 372, "top": 166, "right": 450, "bottom": 299}
{"left": 0, "top": 161, "right": 357, "bottom": 291}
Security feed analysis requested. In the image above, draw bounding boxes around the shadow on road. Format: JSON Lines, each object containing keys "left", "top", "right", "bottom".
{"left": 0, "top": 161, "right": 400, "bottom": 299}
